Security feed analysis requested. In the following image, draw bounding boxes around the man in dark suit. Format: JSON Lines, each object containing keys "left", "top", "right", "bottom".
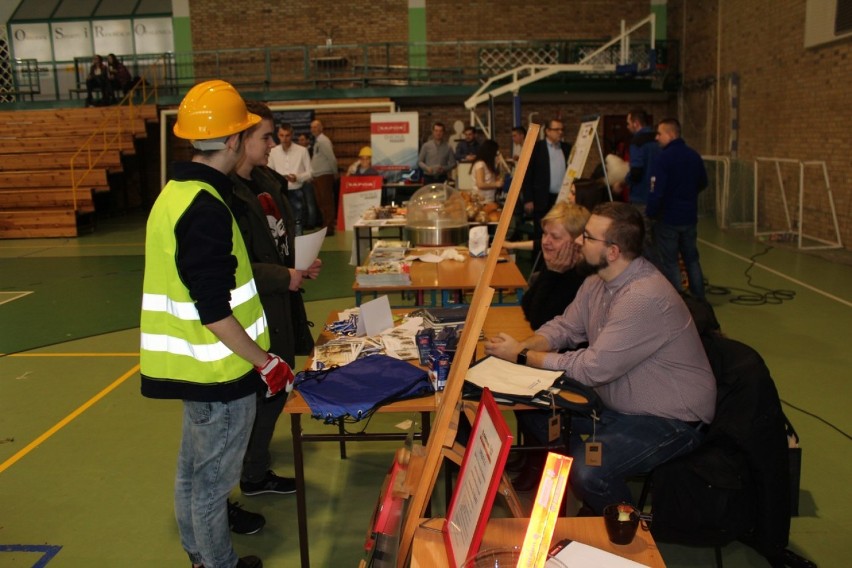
{"left": 522, "top": 119, "right": 571, "bottom": 245}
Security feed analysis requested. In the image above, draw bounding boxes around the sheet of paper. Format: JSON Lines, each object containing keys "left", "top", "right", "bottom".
{"left": 357, "top": 295, "right": 394, "bottom": 337}
{"left": 294, "top": 227, "right": 327, "bottom": 270}
{"left": 545, "top": 540, "right": 649, "bottom": 567}
{"left": 405, "top": 248, "right": 465, "bottom": 263}
{"left": 465, "top": 356, "right": 562, "bottom": 397}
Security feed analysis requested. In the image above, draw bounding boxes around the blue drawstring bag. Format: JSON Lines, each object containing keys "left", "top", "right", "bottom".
{"left": 294, "top": 354, "right": 434, "bottom": 424}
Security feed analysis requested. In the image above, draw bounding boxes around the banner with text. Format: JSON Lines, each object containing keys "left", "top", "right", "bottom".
{"left": 371, "top": 112, "right": 419, "bottom": 183}
{"left": 338, "top": 176, "right": 384, "bottom": 231}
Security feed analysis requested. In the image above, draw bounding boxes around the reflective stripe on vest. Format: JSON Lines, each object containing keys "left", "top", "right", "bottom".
{"left": 140, "top": 179, "right": 269, "bottom": 384}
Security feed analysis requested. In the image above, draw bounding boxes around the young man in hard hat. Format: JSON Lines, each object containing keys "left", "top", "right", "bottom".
{"left": 140, "top": 80, "right": 293, "bottom": 568}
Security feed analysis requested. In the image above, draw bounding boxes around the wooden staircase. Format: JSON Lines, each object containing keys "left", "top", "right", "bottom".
{"left": 0, "top": 103, "right": 157, "bottom": 238}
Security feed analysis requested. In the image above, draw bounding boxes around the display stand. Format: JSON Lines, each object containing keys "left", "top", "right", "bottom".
{"left": 557, "top": 116, "right": 614, "bottom": 204}
{"left": 394, "top": 124, "right": 541, "bottom": 567}
{"left": 443, "top": 389, "right": 513, "bottom": 568}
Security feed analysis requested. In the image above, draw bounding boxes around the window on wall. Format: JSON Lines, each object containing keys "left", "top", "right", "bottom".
{"left": 836, "top": 0, "right": 852, "bottom": 35}
{"left": 805, "top": 0, "right": 852, "bottom": 47}
{"left": 10, "top": 0, "right": 61, "bottom": 21}
{"left": 10, "top": 0, "right": 170, "bottom": 21}
{"left": 54, "top": 0, "right": 100, "bottom": 19}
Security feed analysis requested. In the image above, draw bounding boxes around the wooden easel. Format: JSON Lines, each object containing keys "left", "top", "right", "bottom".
{"left": 394, "top": 124, "right": 541, "bottom": 567}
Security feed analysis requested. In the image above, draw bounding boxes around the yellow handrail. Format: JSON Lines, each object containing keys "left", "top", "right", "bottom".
{"left": 69, "top": 55, "right": 166, "bottom": 210}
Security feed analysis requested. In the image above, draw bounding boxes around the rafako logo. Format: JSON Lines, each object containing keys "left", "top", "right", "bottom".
{"left": 372, "top": 122, "right": 410, "bottom": 135}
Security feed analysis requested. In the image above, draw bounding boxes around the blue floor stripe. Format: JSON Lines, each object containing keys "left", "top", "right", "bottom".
{"left": 0, "top": 544, "right": 62, "bottom": 566}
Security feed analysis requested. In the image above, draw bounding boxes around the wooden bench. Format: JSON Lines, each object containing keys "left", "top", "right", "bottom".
{"left": 1, "top": 119, "right": 149, "bottom": 139}
{"left": 0, "top": 150, "right": 124, "bottom": 172}
{"left": 0, "top": 104, "right": 157, "bottom": 239}
{"left": 0, "top": 208, "right": 81, "bottom": 238}
{"left": 0, "top": 104, "right": 157, "bottom": 124}
{"left": 0, "top": 169, "right": 109, "bottom": 191}
{"left": 0, "top": 134, "right": 136, "bottom": 155}
{"left": 0, "top": 186, "right": 95, "bottom": 212}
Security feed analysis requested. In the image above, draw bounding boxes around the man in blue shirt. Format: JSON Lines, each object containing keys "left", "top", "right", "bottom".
{"left": 454, "top": 126, "right": 480, "bottom": 163}
{"left": 621, "top": 109, "right": 662, "bottom": 265}
{"left": 646, "top": 118, "right": 708, "bottom": 299}
{"left": 624, "top": 109, "right": 659, "bottom": 210}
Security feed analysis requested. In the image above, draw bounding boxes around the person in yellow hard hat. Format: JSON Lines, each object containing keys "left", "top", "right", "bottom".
{"left": 346, "top": 145, "right": 379, "bottom": 176}
{"left": 141, "top": 80, "right": 292, "bottom": 568}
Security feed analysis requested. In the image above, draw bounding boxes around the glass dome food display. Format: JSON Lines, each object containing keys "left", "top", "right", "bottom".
{"left": 404, "top": 183, "right": 469, "bottom": 246}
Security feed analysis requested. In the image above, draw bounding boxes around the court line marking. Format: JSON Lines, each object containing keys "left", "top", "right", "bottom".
{"left": 7, "top": 352, "right": 139, "bottom": 357}
{"left": 0, "top": 291, "right": 33, "bottom": 305}
{"left": 700, "top": 238, "right": 852, "bottom": 309}
{"left": 0, "top": 363, "right": 140, "bottom": 475}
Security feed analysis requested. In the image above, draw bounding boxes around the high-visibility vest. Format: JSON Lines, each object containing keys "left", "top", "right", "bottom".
{"left": 140, "top": 179, "right": 269, "bottom": 384}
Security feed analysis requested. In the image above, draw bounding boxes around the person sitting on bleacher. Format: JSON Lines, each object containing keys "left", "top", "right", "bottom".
{"left": 107, "top": 54, "right": 132, "bottom": 100}
{"left": 85, "top": 55, "right": 112, "bottom": 106}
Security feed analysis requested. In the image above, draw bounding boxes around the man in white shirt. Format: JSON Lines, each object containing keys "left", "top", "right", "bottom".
{"left": 268, "top": 122, "right": 317, "bottom": 233}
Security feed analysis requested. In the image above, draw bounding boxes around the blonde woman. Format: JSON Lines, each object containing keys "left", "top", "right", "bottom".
{"left": 522, "top": 201, "right": 592, "bottom": 329}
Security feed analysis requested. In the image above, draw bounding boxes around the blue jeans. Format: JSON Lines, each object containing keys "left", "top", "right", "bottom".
{"left": 285, "top": 190, "right": 305, "bottom": 236}
{"left": 654, "top": 222, "right": 706, "bottom": 299}
{"left": 301, "top": 183, "right": 320, "bottom": 229}
{"left": 175, "top": 394, "right": 256, "bottom": 568}
{"left": 567, "top": 410, "right": 704, "bottom": 514}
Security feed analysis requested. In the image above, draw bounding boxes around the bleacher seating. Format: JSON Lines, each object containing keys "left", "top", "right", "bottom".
{"left": 0, "top": 104, "right": 156, "bottom": 238}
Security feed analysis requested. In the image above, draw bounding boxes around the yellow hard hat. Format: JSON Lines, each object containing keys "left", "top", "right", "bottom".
{"left": 173, "top": 80, "right": 261, "bottom": 141}
{"left": 359, "top": 146, "right": 372, "bottom": 157}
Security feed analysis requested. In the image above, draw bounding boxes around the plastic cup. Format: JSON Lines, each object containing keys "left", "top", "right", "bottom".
{"left": 463, "top": 547, "right": 568, "bottom": 567}
{"left": 463, "top": 547, "right": 520, "bottom": 568}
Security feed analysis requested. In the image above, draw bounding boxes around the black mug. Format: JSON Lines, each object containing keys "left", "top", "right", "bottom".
{"left": 603, "top": 503, "right": 640, "bottom": 545}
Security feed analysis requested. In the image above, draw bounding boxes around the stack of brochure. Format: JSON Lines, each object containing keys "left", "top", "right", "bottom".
{"left": 355, "top": 241, "right": 412, "bottom": 287}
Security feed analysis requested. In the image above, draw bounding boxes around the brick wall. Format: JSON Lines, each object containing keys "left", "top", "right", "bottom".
{"left": 187, "top": 0, "right": 851, "bottom": 250}
{"left": 188, "top": 0, "right": 409, "bottom": 50}
{"left": 189, "top": 0, "right": 651, "bottom": 49}
{"left": 675, "top": 0, "right": 850, "bottom": 245}
{"left": 422, "top": 1, "right": 649, "bottom": 41}
{"left": 187, "top": 1, "right": 672, "bottom": 177}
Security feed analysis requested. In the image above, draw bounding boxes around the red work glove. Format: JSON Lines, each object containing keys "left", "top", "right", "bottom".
{"left": 255, "top": 353, "right": 295, "bottom": 397}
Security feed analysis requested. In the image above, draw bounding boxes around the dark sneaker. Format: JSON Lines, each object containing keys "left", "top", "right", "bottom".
{"left": 240, "top": 470, "right": 297, "bottom": 496}
{"left": 236, "top": 556, "right": 263, "bottom": 568}
{"left": 227, "top": 500, "right": 265, "bottom": 535}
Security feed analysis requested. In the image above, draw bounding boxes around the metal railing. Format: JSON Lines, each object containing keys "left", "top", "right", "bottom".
{"left": 5, "top": 37, "right": 678, "bottom": 103}
{"left": 0, "top": 58, "right": 41, "bottom": 102}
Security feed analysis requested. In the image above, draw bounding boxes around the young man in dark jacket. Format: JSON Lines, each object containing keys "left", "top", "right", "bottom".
{"left": 228, "top": 101, "right": 322, "bottom": 533}
{"left": 646, "top": 118, "right": 708, "bottom": 299}
{"left": 522, "top": 119, "right": 571, "bottom": 246}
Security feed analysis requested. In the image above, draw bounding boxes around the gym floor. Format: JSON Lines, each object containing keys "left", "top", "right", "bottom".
{"left": 1, "top": 213, "right": 850, "bottom": 567}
